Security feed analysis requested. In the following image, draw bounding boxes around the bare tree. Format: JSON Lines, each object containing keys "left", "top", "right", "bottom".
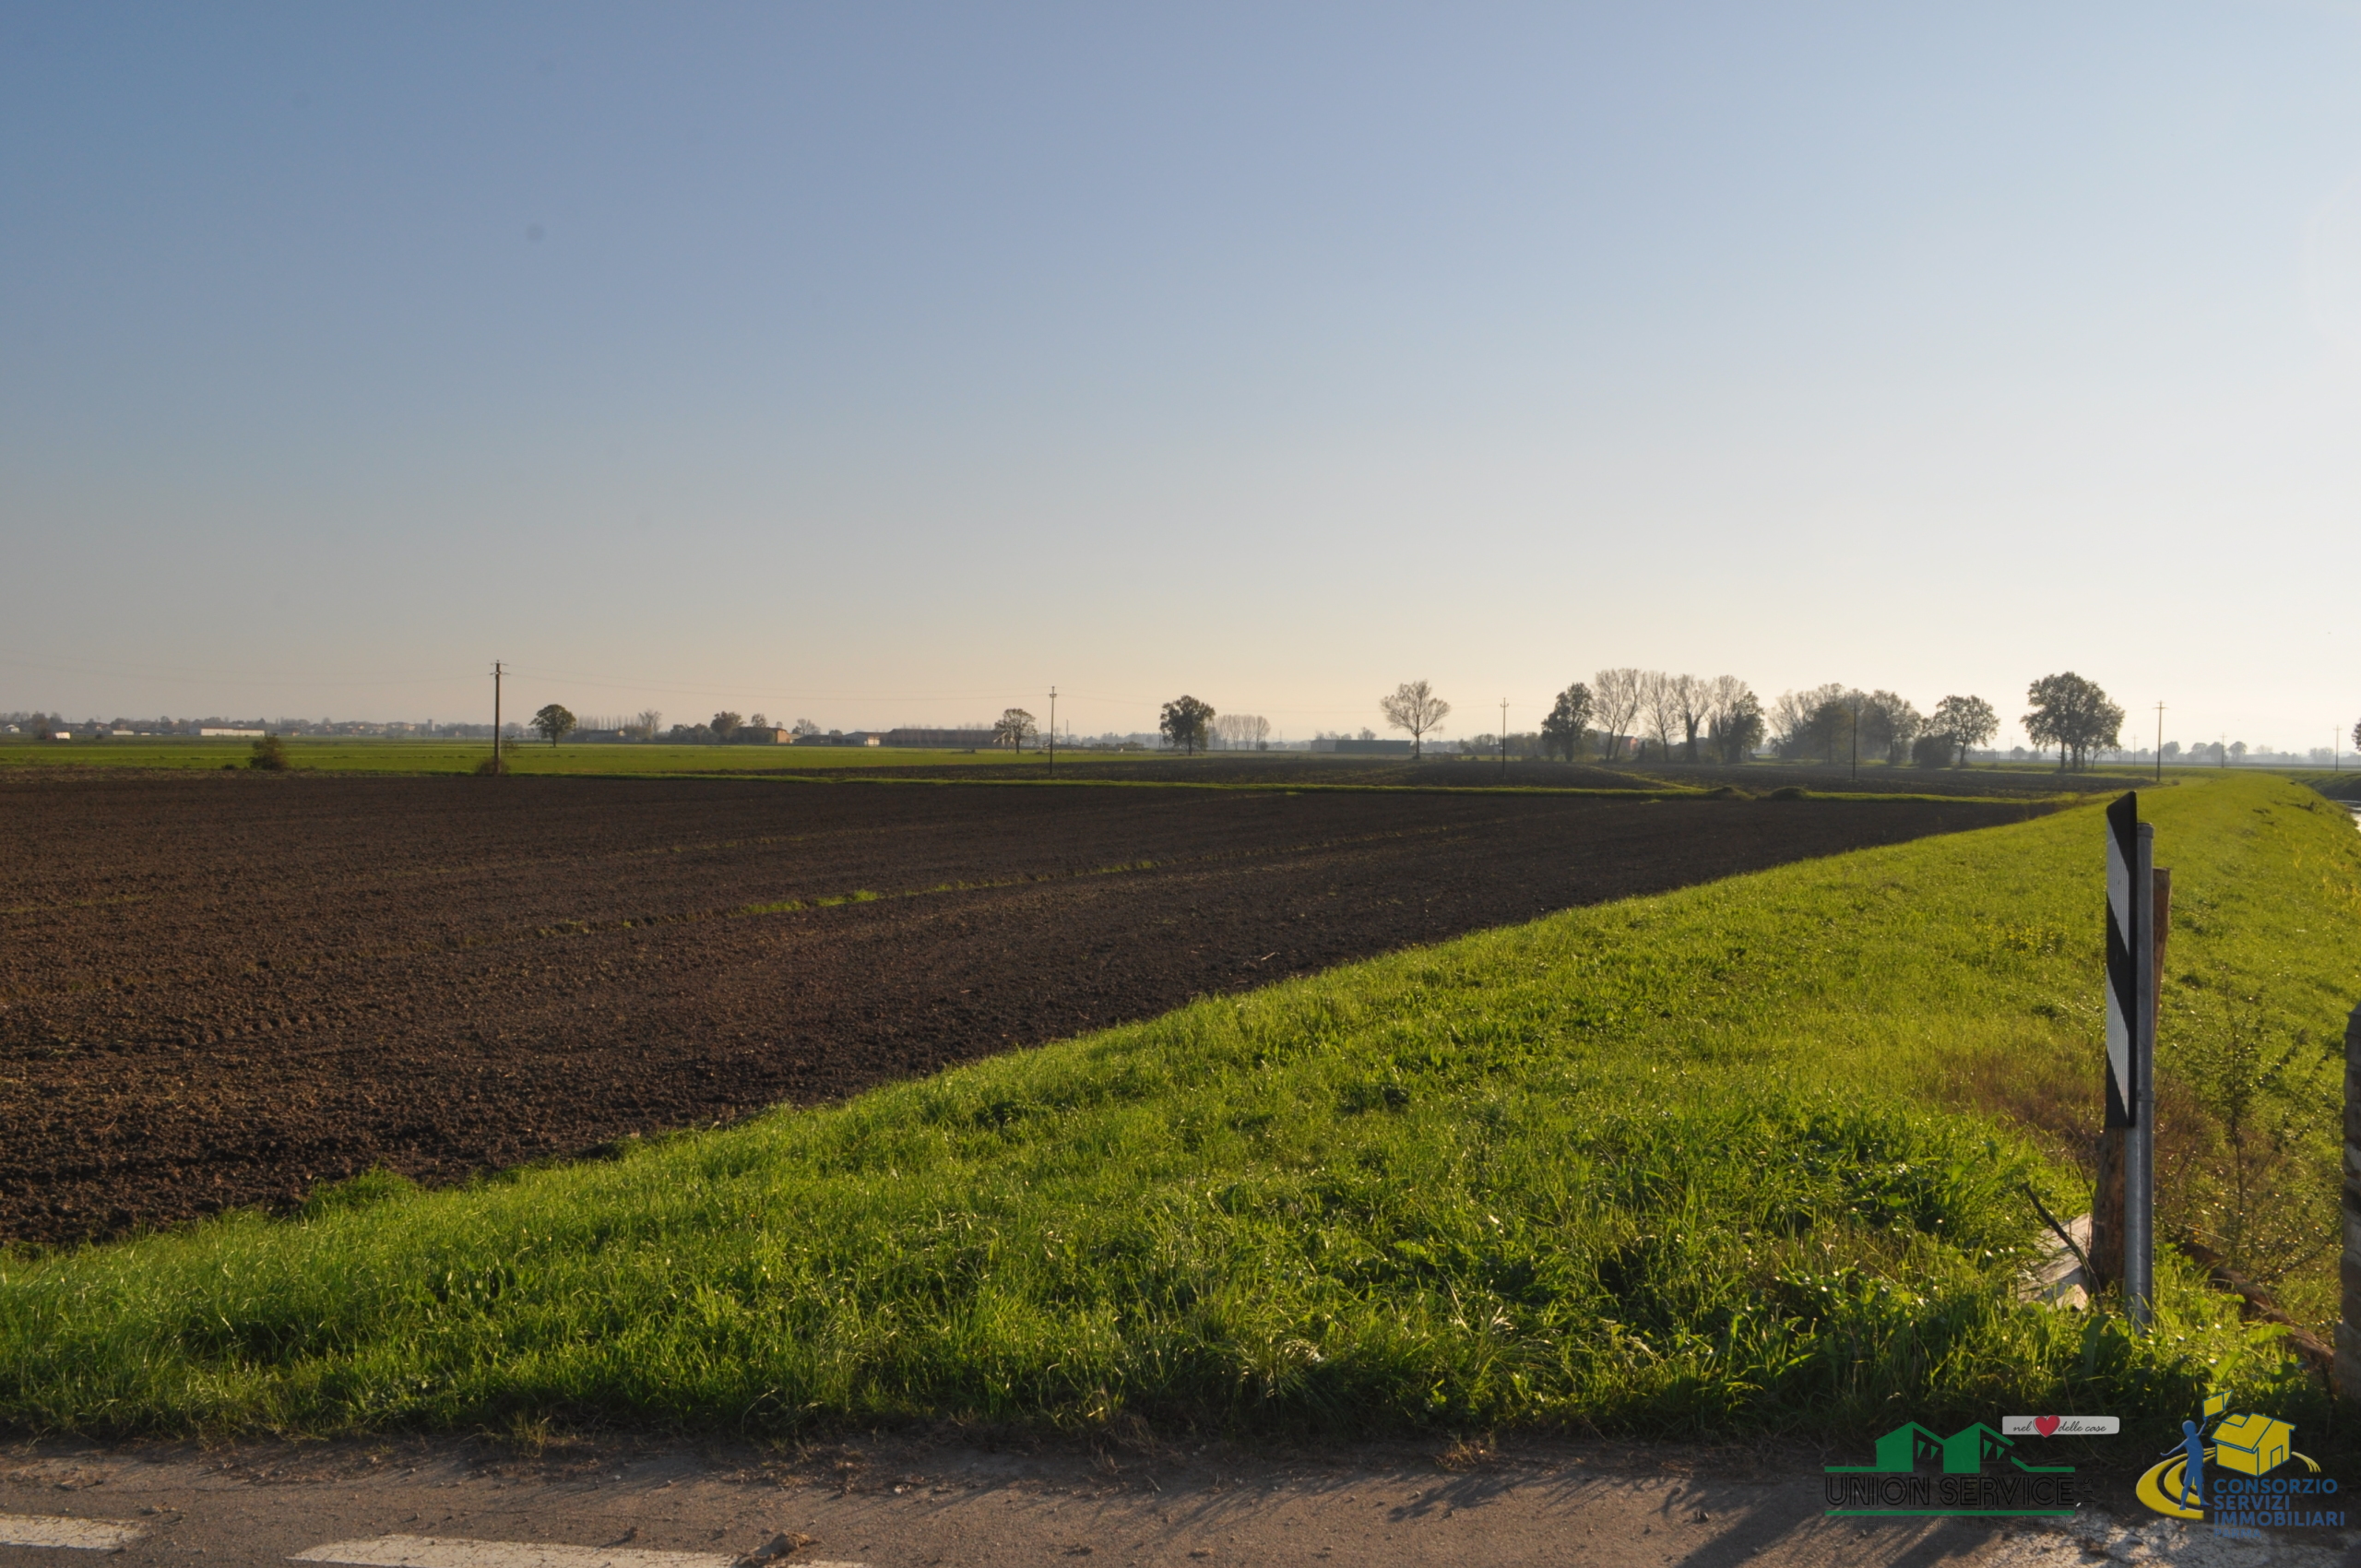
{"left": 1770, "top": 683, "right": 1845, "bottom": 759}
{"left": 1882, "top": 693, "right": 1923, "bottom": 765}
{"left": 1858, "top": 691, "right": 1922, "bottom": 766}
{"left": 631, "top": 708, "right": 662, "bottom": 742}
{"left": 1639, "top": 671, "right": 1681, "bottom": 763}
{"left": 1671, "top": 673, "right": 1709, "bottom": 763}
{"left": 1704, "top": 677, "right": 1763, "bottom": 763}
{"left": 1212, "top": 713, "right": 1269, "bottom": 750}
{"left": 1591, "top": 668, "right": 1643, "bottom": 763}
{"left": 1379, "top": 681, "right": 1450, "bottom": 757}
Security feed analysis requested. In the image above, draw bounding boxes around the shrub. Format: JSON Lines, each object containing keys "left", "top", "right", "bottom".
{"left": 247, "top": 735, "right": 289, "bottom": 771}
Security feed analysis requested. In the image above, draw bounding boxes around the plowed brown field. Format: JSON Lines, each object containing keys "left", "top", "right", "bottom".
{"left": 0, "top": 774, "right": 2043, "bottom": 1244}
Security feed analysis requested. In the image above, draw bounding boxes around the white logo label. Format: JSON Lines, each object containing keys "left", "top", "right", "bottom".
{"left": 2003, "top": 1416, "right": 2120, "bottom": 1436}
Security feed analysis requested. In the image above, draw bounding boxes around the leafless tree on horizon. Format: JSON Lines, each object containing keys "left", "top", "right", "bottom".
{"left": 1591, "top": 668, "right": 1643, "bottom": 762}
{"left": 1379, "top": 681, "right": 1450, "bottom": 758}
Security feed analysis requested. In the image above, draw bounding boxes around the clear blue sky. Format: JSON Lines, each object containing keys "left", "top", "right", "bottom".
{"left": 6, "top": 2, "right": 2357, "bottom": 750}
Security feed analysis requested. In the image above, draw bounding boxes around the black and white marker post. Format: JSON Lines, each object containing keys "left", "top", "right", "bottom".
{"left": 2104, "top": 792, "right": 2156, "bottom": 1329}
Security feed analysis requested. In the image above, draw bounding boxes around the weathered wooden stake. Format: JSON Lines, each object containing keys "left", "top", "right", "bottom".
{"left": 2094, "top": 1130, "right": 2124, "bottom": 1288}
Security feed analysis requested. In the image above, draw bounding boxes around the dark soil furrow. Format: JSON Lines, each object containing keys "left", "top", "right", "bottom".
{"left": 0, "top": 773, "right": 2043, "bottom": 1243}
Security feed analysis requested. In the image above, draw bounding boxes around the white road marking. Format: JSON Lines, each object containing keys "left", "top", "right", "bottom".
{"left": 0, "top": 1513, "right": 148, "bottom": 1549}
{"left": 290, "top": 1538, "right": 867, "bottom": 1568}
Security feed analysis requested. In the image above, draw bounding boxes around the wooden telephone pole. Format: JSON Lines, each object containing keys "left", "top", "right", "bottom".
{"left": 491, "top": 661, "right": 504, "bottom": 777}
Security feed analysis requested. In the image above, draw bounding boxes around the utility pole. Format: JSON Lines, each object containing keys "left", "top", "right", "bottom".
{"left": 1048, "top": 686, "right": 1056, "bottom": 778}
{"left": 2153, "top": 702, "right": 2165, "bottom": 783}
{"left": 491, "top": 660, "right": 504, "bottom": 777}
{"left": 1849, "top": 697, "right": 1859, "bottom": 782}
{"left": 1499, "top": 697, "right": 1508, "bottom": 784}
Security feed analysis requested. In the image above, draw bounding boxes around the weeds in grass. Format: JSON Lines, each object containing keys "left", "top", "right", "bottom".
{"left": 2162, "top": 969, "right": 2343, "bottom": 1292}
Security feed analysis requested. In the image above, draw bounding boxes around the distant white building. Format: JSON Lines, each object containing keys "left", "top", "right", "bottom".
{"left": 1309, "top": 737, "right": 1415, "bottom": 755}
{"left": 199, "top": 727, "right": 266, "bottom": 737}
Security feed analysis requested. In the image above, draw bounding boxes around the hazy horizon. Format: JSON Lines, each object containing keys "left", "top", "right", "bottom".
{"left": 7, "top": 3, "right": 2358, "bottom": 754}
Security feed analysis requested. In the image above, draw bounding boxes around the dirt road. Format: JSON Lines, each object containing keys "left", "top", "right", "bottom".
{"left": 3, "top": 1432, "right": 2330, "bottom": 1567}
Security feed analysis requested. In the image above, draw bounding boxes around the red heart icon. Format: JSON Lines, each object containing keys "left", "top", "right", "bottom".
{"left": 2035, "top": 1416, "right": 2061, "bottom": 1437}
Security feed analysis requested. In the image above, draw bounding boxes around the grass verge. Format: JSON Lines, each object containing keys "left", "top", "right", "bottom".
{"left": 1, "top": 774, "right": 2353, "bottom": 1443}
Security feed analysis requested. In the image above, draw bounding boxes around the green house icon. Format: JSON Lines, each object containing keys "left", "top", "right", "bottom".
{"left": 1828, "top": 1423, "right": 2070, "bottom": 1476}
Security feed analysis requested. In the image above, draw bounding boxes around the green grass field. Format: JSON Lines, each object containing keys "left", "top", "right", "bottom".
{"left": 0, "top": 735, "right": 2076, "bottom": 803}
{"left": 1, "top": 772, "right": 2353, "bottom": 1443}
{"left": 0, "top": 737, "right": 1049, "bottom": 775}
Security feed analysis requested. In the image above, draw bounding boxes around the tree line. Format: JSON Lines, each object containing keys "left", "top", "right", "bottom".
{"left": 1135, "top": 670, "right": 2124, "bottom": 770}
{"left": 521, "top": 667, "right": 2141, "bottom": 771}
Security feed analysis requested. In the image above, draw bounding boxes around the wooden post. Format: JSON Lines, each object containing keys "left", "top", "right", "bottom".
{"left": 2093, "top": 1133, "right": 2125, "bottom": 1288}
{"left": 2091, "top": 866, "right": 2167, "bottom": 1290}
{"left": 2340, "top": 1000, "right": 2361, "bottom": 1405}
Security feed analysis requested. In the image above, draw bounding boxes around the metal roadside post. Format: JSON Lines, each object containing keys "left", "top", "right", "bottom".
{"left": 2097, "top": 792, "right": 2156, "bottom": 1328}
{"left": 2339, "top": 1001, "right": 2361, "bottom": 1408}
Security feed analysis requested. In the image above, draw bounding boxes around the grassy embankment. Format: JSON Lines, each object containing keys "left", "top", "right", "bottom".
{"left": 1, "top": 773, "right": 2354, "bottom": 1443}
{"left": 2290, "top": 769, "right": 2361, "bottom": 803}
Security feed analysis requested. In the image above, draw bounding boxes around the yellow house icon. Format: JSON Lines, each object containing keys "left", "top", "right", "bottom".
{"left": 2213, "top": 1413, "right": 2292, "bottom": 1477}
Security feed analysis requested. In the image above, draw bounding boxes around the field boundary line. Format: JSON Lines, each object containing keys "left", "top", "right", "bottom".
{"left": 635, "top": 772, "right": 2066, "bottom": 806}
